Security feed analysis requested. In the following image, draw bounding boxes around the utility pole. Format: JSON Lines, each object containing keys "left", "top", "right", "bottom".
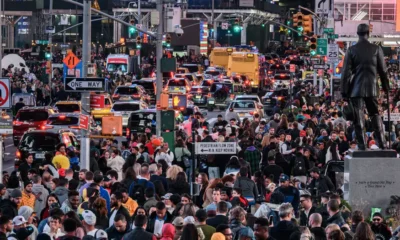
{"left": 80, "top": 0, "right": 91, "bottom": 170}
{"left": 137, "top": 0, "right": 141, "bottom": 67}
{"left": 48, "top": 0, "right": 53, "bottom": 84}
{"left": 155, "top": 0, "right": 163, "bottom": 136}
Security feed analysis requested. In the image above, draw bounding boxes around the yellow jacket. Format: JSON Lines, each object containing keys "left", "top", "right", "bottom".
{"left": 122, "top": 197, "right": 138, "bottom": 216}
{"left": 20, "top": 191, "right": 36, "bottom": 210}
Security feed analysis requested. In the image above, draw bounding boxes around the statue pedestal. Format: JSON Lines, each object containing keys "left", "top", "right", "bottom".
{"left": 344, "top": 149, "right": 398, "bottom": 217}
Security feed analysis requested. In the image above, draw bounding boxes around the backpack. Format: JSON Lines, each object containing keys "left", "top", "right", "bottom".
{"left": 128, "top": 179, "right": 155, "bottom": 206}
{"left": 293, "top": 157, "right": 306, "bottom": 176}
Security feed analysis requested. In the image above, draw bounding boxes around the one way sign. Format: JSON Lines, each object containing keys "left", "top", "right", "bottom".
{"left": 313, "top": 64, "right": 330, "bottom": 70}
{"left": 64, "top": 78, "right": 106, "bottom": 92}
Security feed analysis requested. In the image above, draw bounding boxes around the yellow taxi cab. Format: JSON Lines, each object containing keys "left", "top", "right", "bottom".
{"left": 55, "top": 101, "right": 82, "bottom": 113}
{"left": 90, "top": 93, "right": 113, "bottom": 122}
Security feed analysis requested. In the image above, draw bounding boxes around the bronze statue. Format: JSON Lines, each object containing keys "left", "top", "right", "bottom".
{"left": 340, "top": 23, "right": 389, "bottom": 150}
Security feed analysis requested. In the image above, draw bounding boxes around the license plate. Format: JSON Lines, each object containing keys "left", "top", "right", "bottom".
{"left": 209, "top": 101, "right": 214, "bottom": 104}
{"left": 239, "top": 113, "right": 245, "bottom": 117}
{"left": 196, "top": 95, "right": 201, "bottom": 99}
{"left": 266, "top": 99, "right": 271, "bottom": 102}
{"left": 174, "top": 87, "right": 180, "bottom": 91}
{"left": 35, "top": 153, "right": 45, "bottom": 159}
{"left": 28, "top": 128, "right": 35, "bottom": 131}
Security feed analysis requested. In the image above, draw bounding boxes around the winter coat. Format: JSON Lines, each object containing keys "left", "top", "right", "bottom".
{"left": 107, "top": 155, "right": 125, "bottom": 180}
{"left": 233, "top": 176, "right": 259, "bottom": 199}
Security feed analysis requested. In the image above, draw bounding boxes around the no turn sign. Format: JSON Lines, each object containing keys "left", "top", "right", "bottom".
{"left": 0, "top": 79, "right": 10, "bottom": 108}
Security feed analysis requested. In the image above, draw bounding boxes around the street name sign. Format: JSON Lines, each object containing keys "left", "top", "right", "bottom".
{"left": 195, "top": 142, "right": 237, "bottom": 155}
{"left": 323, "top": 28, "right": 334, "bottom": 33}
{"left": 65, "top": 78, "right": 106, "bottom": 92}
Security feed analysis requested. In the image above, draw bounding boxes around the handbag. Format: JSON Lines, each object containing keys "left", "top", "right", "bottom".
{"left": 181, "top": 148, "right": 191, "bottom": 168}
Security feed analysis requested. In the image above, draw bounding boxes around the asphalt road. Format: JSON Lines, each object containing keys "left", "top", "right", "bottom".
{"left": 2, "top": 109, "right": 226, "bottom": 173}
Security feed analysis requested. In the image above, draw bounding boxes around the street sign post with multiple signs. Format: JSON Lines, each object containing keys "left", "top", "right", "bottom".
{"left": 63, "top": 52, "right": 81, "bottom": 69}
{"left": 317, "top": 38, "right": 328, "bottom": 56}
{"left": 315, "top": 0, "right": 330, "bottom": 14}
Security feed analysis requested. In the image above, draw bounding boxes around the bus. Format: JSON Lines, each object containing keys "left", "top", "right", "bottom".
{"left": 209, "top": 47, "right": 233, "bottom": 70}
{"left": 228, "top": 52, "right": 260, "bottom": 91}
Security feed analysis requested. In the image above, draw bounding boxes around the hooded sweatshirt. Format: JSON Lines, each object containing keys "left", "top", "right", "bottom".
{"left": 52, "top": 186, "right": 69, "bottom": 204}
{"left": 161, "top": 223, "right": 175, "bottom": 240}
{"left": 18, "top": 206, "right": 39, "bottom": 240}
{"left": 32, "top": 184, "right": 49, "bottom": 214}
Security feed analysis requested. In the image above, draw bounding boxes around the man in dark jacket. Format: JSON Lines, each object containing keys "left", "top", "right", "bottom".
{"left": 299, "top": 194, "right": 316, "bottom": 227}
{"left": 269, "top": 203, "right": 299, "bottom": 240}
{"left": 233, "top": 167, "right": 259, "bottom": 201}
{"left": 290, "top": 147, "right": 310, "bottom": 184}
{"left": 275, "top": 175, "right": 300, "bottom": 212}
{"left": 14, "top": 98, "right": 25, "bottom": 114}
{"left": 109, "top": 192, "right": 131, "bottom": 228}
{"left": 307, "top": 167, "right": 335, "bottom": 198}
{"left": 341, "top": 23, "right": 389, "bottom": 150}
{"left": 326, "top": 200, "right": 345, "bottom": 227}
{"left": 18, "top": 153, "right": 36, "bottom": 183}
{"left": 370, "top": 212, "right": 392, "bottom": 240}
{"left": 309, "top": 213, "right": 326, "bottom": 240}
{"left": 106, "top": 214, "right": 131, "bottom": 240}
{"left": 0, "top": 189, "right": 21, "bottom": 219}
{"left": 263, "top": 156, "right": 283, "bottom": 184}
{"left": 146, "top": 202, "right": 173, "bottom": 235}
{"left": 123, "top": 215, "right": 156, "bottom": 240}
{"left": 206, "top": 201, "right": 229, "bottom": 228}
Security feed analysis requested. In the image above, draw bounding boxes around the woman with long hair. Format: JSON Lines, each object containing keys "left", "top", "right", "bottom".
{"left": 154, "top": 180, "right": 167, "bottom": 199}
{"left": 121, "top": 167, "right": 137, "bottom": 190}
{"left": 353, "top": 222, "right": 375, "bottom": 240}
{"left": 132, "top": 207, "right": 147, "bottom": 225}
{"left": 133, "top": 163, "right": 141, "bottom": 176}
{"left": 180, "top": 224, "right": 199, "bottom": 240}
{"left": 90, "top": 198, "right": 109, "bottom": 229}
{"left": 40, "top": 193, "right": 60, "bottom": 220}
{"left": 202, "top": 178, "right": 222, "bottom": 208}
{"left": 174, "top": 138, "right": 191, "bottom": 172}
{"left": 166, "top": 165, "right": 183, "bottom": 184}
{"left": 224, "top": 156, "right": 241, "bottom": 176}
{"left": 277, "top": 114, "right": 289, "bottom": 132}
{"left": 169, "top": 172, "right": 190, "bottom": 195}
{"left": 65, "top": 211, "right": 85, "bottom": 238}
{"left": 181, "top": 203, "right": 198, "bottom": 218}
{"left": 195, "top": 173, "right": 209, "bottom": 207}
{"left": 98, "top": 151, "right": 111, "bottom": 174}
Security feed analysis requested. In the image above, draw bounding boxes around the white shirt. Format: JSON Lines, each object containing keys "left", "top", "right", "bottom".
{"left": 109, "top": 210, "right": 118, "bottom": 227}
{"left": 154, "top": 218, "right": 165, "bottom": 236}
{"left": 87, "top": 229, "right": 99, "bottom": 237}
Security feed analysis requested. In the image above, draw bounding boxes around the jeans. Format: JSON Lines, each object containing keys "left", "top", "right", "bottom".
{"left": 208, "top": 167, "right": 220, "bottom": 180}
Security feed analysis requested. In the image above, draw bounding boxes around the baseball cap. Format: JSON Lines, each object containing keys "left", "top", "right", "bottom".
{"left": 14, "top": 226, "right": 34, "bottom": 240}
{"left": 10, "top": 189, "right": 22, "bottom": 198}
{"left": 172, "top": 217, "right": 184, "bottom": 227}
{"left": 279, "top": 174, "right": 290, "bottom": 182}
{"left": 184, "top": 216, "right": 195, "bottom": 225}
{"left": 309, "top": 167, "right": 320, "bottom": 174}
{"left": 103, "top": 175, "right": 111, "bottom": 182}
{"left": 94, "top": 229, "right": 108, "bottom": 239}
{"left": 82, "top": 210, "right": 97, "bottom": 226}
{"left": 162, "top": 193, "right": 173, "bottom": 200}
{"left": 13, "top": 216, "right": 27, "bottom": 226}
{"left": 238, "top": 227, "right": 255, "bottom": 240}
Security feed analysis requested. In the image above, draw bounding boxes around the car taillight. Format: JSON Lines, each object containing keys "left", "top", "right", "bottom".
{"left": 186, "top": 86, "right": 190, "bottom": 92}
{"left": 69, "top": 126, "right": 80, "bottom": 129}
{"left": 207, "top": 93, "right": 211, "bottom": 98}
{"left": 13, "top": 120, "right": 22, "bottom": 126}
{"left": 131, "top": 94, "right": 140, "bottom": 98}
{"left": 112, "top": 94, "right": 120, "bottom": 98}
{"left": 268, "top": 71, "right": 273, "bottom": 74}
{"left": 126, "top": 128, "right": 130, "bottom": 137}
{"left": 230, "top": 94, "right": 235, "bottom": 100}
{"left": 16, "top": 150, "right": 21, "bottom": 158}
{"left": 245, "top": 80, "right": 250, "bottom": 85}
{"left": 249, "top": 111, "right": 254, "bottom": 115}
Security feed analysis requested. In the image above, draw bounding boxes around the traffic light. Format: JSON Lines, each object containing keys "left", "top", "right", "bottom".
{"left": 136, "top": 36, "right": 142, "bottom": 49}
{"left": 302, "top": 15, "right": 313, "bottom": 34}
{"left": 310, "top": 36, "right": 317, "bottom": 56}
{"left": 143, "top": 34, "right": 148, "bottom": 43}
{"left": 45, "top": 61, "right": 51, "bottom": 74}
{"left": 165, "top": 34, "right": 171, "bottom": 47}
{"left": 293, "top": 12, "right": 303, "bottom": 32}
{"left": 45, "top": 47, "right": 51, "bottom": 60}
{"left": 129, "top": 19, "right": 136, "bottom": 35}
{"left": 233, "top": 18, "right": 241, "bottom": 32}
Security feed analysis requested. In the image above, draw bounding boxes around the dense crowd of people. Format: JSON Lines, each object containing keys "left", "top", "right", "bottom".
{"left": 1, "top": 47, "right": 400, "bottom": 240}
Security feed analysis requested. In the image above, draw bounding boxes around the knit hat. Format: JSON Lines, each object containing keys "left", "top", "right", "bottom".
{"left": 151, "top": 138, "right": 161, "bottom": 147}
{"left": 373, "top": 212, "right": 383, "bottom": 219}
{"left": 82, "top": 210, "right": 97, "bottom": 226}
{"left": 10, "top": 189, "right": 22, "bottom": 198}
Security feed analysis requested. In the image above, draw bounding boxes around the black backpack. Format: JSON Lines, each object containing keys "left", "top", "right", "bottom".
{"left": 293, "top": 157, "right": 306, "bottom": 176}
{"left": 129, "top": 179, "right": 148, "bottom": 206}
